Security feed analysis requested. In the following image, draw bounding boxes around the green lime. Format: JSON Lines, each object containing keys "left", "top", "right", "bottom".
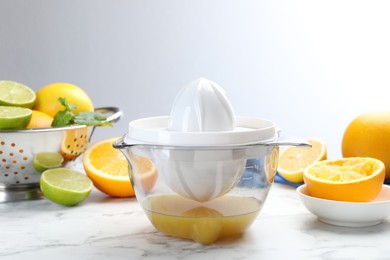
{"left": 0, "top": 81, "right": 36, "bottom": 108}
{"left": 40, "top": 168, "right": 93, "bottom": 206}
{"left": 0, "top": 106, "right": 32, "bottom": 129}
{"left": 33, "top": 152, "right": 64, "bottom": 173}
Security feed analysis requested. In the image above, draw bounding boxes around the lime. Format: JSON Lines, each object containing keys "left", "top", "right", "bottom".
{"left": 40, "top": 168, "right": 93, "bottom": 206}
{"left": 0, "top": 81, "right": 36, "bottom": 108}
{"left": 0, "top": 106, "right": 32, "bottom": 129}
{"left": 33, "top": 152, "right": 64, "bottom": 173}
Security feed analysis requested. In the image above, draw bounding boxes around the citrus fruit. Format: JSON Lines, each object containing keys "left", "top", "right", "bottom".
{"left": 0, "top": 106, "right": 32, "bottom": 129}
{"left": 342, "top": 111, "right": 390, "bottom": 179}
{"left": 0, "top": 81, "right": 36, "bottom": 108}
{"left": 61, "top": 127, "right": 90, "bottom": 162}
{"left": 277, "top": 138, "right": 327, "bottom": 183}
{"left": 40, "top": 168, "right": 93, "bottom": 206}
{"left": 33, "top": 82, "right": 94, "bottom": 118}
{"left": 27, "top": 110, "right": 53, "bottom": 128}
{"left": 131, "top": 155, "right": 158, "bottom": 192}
{"left": 303, "top": 157, "right": 385, "bottom": 202}
{"left": 82, "top": 137, "right": 135, "bottom": 197}
{"left": 33, "top": 152, "right": 64, "bottom": 173}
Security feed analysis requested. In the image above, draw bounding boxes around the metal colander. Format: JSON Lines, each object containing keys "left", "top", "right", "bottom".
{"left": 0, "top": 107, "right": 122, "bottom": 191}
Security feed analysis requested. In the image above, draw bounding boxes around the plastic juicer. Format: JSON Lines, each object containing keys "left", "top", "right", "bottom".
{"left": 114, "top": 78, "right": 309, "bottom": 244}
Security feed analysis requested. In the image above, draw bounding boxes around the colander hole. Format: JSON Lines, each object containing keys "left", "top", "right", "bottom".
{"left": 12, "top": 160, "right": 17, "bottom": 164}
{"left": 76, "top": 144, "right": 79, "bottom": 148}
{"left": 67, "top": 145, "right": 70, "bottom": 149}
{"left": 19, "top": 149, "right": 24, "bottom": 153}
{"left": 4, "top": 174, "right": 8, "bottom": 177}
{"left": 16, "top": 181, "right": 20, "bottom": 184}
{"left": 23, "top": 157, "right": 28, "bottom": 161}
{"left": 20, "top": 166, "right": 26, "bottom": 170}
{"left": 6, "top": 166, "right": 10, "bottom": 170}
{"left": 9, "top": 153, "right": 14, "bottom": 157}
{"left": 24, "top": 176, "right": 29, "bottom": 180}
{"left": 13, "top": 171, "right": 18, "bottom": 175}
{"left": 11, "top": 143, "right": 15, "bottom": 147}
{"left": 73, "top": 138, "right": 77, "bottom": 142}
{"left": 2, "top": 159, "right": 6, "bottom": 163}
{"left": 0, "top": 150, "right": 3, "bottom": 154}
{"left": 1, "top": 141, "right": 5, "bottom": 145}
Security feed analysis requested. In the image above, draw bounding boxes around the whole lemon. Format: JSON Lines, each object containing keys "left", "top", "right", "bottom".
{"left": 33, "top": 83, "right": 94, "bottom": 117}
{"left": 342, "top": 111, "right": 390, "bottom": 179}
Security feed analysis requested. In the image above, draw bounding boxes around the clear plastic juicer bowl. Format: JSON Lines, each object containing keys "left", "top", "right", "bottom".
{"left": 114, "top": 137, "right": 280, "bottom": 244}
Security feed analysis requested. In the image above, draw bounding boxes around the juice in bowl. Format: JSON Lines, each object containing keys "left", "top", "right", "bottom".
{"left": 113, "top": 78, "right": 309, "bottom": 244}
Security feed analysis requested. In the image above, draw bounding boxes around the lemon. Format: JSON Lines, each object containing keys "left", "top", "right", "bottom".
{"left": 40, "top": 168, "right": 93, "bottom": 206}
{"left": 33, "top": 152, "right": 64, "bottom": 173}
{"left": 0, "top": 106, "right": 32, "bottom": 129}
{"left": 33, "top": 82, "right": 94, "bottom": 118}
{"left": 277, "top": 138, "right": 327, "bottom": 183}
{"left": 0, "top": 81, "right": 36, "bottom": 108}
{"left": 303, "top": 157, "right": 385, "bottom": 202}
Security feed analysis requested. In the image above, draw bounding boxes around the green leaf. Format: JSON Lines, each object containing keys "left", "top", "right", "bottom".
{"left": 74, "top": 112, "right": 112, "bottom": 126}
{"left": 52, "top": 110, "right": 74, "bottom": 127}
{"left": 51, "top": 97, "right": 112, "bottom": 127}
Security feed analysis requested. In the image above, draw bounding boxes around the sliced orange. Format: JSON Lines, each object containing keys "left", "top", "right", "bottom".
{"left": 27, "top": 110, "right": 53, "bottom": 128}
{"left": 303, "top": 157, "right": 385, "bottom": 202}
{"left": 130, "top": 155, "right": 158, "bottom": 192}
{"left": 278, "top": 138, "right": 327, "bottom": 183}
{"left": 82, "top": 137, "right": 133, "bottom": 197}
{"left": 61, "top": 127, "right": 90, "bottom": 162}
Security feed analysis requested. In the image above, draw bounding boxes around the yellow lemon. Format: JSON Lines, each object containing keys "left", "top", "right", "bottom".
{"left": 278, "top": 138, "right": 327, "bottom": 183}
{"left": 33, "top": 82, "right": 94, "bottom": 117}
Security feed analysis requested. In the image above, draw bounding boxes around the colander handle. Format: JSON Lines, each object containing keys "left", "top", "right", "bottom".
{"left": 95, "top": 107, "right": 123, "bottom": 124}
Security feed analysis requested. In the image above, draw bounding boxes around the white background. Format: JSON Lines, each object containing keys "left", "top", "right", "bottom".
{"left": 1, "top": 0, "right": 390, "bottom": 159}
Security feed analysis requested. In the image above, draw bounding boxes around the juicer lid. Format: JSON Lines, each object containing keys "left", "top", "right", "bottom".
{"left": 124, "top": 116, "right": 278, "bottom": 146}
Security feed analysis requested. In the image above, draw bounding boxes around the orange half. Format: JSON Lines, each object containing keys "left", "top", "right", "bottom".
{"left": 303, "top": 157, "right": 385, "bottom": 202}
{"left": 82, "top": 137, "right": 133, "bottom": 197}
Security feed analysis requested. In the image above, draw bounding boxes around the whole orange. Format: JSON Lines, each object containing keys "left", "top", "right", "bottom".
{"left": 33, "top": 82, "right": 94, "bottom": 117}
{"left": 27, "top": 110, "right": 53, "bottom": 128}
{"left": 342, "top": 111, "right": 390, "bottom": 178}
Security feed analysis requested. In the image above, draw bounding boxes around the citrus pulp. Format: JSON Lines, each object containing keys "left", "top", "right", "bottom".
{"left": 40, "top": 168, "right": 93, "bottom": 206}
{"left": 278, "top": 138, "right": 327, "bottom": 183}
{"left": 303, "top": 157, "right": 385, "bottom": 202}
{"left": 0, "top": 81, "right": 36, "bottom": 108}
{"left": 82, "top": 137, "right": 135, "bottom": 197}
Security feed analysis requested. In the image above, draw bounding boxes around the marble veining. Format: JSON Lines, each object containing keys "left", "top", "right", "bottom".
{"left": 2, "top": 183, "right": 390, "bottom": 259}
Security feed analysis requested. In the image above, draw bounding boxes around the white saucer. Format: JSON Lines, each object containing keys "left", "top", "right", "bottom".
{"left": 297, "top": 184, "right": 390, "bottom": 227}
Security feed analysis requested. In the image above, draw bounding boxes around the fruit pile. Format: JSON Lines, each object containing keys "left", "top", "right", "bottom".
{"left": 0, "top": 80, "right": 108, "bottom": 130}
{"left": 0, "top": 80, "right": 139, "bottom": 207}
{"left": 277, "top": 111, "right": 389, "bottom": 202}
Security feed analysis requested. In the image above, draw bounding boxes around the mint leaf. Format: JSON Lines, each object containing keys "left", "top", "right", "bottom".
{"left": 58, "top": 97, "right": 77, "bottom": 111}
{"left": 52, "top": 110, "right": 74, "bottom": 127}
{"left": 51, "top": 97, "right": 111, "bottom": 127}
{"left": 74, "top": 112, "right": 112, "bottom": 126}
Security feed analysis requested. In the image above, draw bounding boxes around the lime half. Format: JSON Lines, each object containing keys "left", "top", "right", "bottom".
{"left": 33, "top": 152, "right": 64, "bottom": 173}
{"left": 0, "top": 81, "right": 36, "bottom": 108}
{"left": 40, "top": 168, "right": 93, "bottom": 206}
{"left": 0, "top": 106, "right": 32, "bottom": 129}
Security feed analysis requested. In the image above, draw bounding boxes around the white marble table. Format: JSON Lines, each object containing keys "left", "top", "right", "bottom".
{"left": 2, "top": 182, "right": 390, "bottom": 260}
